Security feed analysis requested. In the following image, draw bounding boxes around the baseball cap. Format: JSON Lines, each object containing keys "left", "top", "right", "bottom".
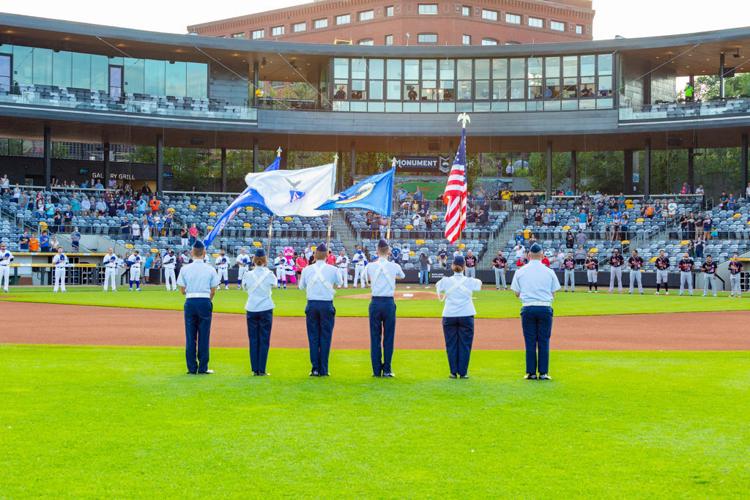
{"left": 255, "top": 248, "right": 266, "bottom": 258}
{"left": 192, "top": 240, "right": 205, "bottom": 250}
{"left": 377, "top": 239, "right": 389, "bottom": 250}
{"left": 453, "top": 255, "right": 466, "bottom": 266}
{"left": 317, "top": 243, "right": 327, "bottom": 253}
{"left": 529, "top": 243, "right": 543, "bottom": 254}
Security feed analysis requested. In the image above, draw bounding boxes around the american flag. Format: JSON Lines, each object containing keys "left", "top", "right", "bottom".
{"left": 444, "top": 121, "right": 468, "bottom": 243}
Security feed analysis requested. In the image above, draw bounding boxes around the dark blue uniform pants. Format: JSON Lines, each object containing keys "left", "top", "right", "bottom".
{"left": 184, "top": 298, "right": 213, "bottom": 373}
{"left": 305, "top": 300, "right": 335, "bottom": 375}
{"left": 246, "top": 309, "right": 273, "bottom": 374}
{"left": 442, "top": 316, "right": 474, "bottom": 377}
{"left": 521, "top": 306, "right": 554, "bottom": 375}
{"left": 369, "top": 297, "right": 396, "bottom": 375}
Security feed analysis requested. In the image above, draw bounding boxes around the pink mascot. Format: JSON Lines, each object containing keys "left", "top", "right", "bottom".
{"left": 283, "top": 246, "right": 297, "bottom": 284}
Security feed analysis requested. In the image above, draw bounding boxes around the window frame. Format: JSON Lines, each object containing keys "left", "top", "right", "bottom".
{"left": 505, "top": 13, "right": 521, "bottom": 25}
{"left": 550, "top": 20, "right": 566, "bottom": 32}
{"left": 292, "top": 22, "right": 307, "bottom": 33}
{"left": 358, "top": 10, "right": 375, "bottom": 22}
{"left": 271, "top": 25, "right": 285, "bottom": 37}
{"left": 481, "top": 9, "right": 498, "bottom": 21}
{"left": 251, "top": 29, "right": 265, "bottom": 40}
{"left": 418, "top": 3, "right": 438, "bottom": 15}
{"left": 336, "top": 14, "right": 351, "bottom": 25}
{"left": 528, "top": 17, "right": 544, "bottom": 28}
{"left": 314, "top": 18, "right": 328, "bottom": 29}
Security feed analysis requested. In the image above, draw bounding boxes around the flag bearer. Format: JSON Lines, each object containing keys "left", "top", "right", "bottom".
{"left": 177, "top": 241, "right": 220, "bottom": 375}
{"left": 435, "top": 255, "right": 483, "bottom": 379}
{"left": 366, "top": 240, "right": 405, "bottom": 377}
{"left": 242, "top": 248, "right": 277, "bottom": 376}
{"left": 163, "top": 249, "right": 177, "bottom": 291}
{"left": 299, "top": 243, "right": 342, "bottom": 376}
{"left": 511, "top": 243, "right": 561, "bottom": 380}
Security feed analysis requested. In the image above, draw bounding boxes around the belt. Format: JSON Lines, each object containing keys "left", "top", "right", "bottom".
{"left": 186, "top": 293, "right": 211, "bottom": 299}
{"left": 523, "top": 301, "right": 552, "bottom": 307}
{"left": 372, "top": 296, "right": 395, "bottom": 300}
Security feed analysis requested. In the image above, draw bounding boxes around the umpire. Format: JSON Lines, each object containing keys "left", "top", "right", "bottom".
{"left": 366, "top": 239, "right": 406, "bottom": 377}
{"left": 511, "top": 243, "right": 561, "bottom": 380}
{"left": 177, "top": 240, "right": 220, "bottom": 374}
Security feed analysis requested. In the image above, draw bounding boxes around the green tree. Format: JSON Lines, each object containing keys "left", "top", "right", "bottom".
{"left": 695, "top": 73, "right": 750, "bottom": 100}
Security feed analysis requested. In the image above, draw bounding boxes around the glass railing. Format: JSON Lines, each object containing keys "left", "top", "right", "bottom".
{"left": 619, "top": 98, "right": 750, "bottom": 122}
{"left": 0, "top": 89, "right": 257, "bottom": 121}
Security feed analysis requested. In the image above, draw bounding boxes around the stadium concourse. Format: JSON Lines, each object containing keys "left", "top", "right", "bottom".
{"left": 1, "top": 180, "right": 749, "bottom": 292}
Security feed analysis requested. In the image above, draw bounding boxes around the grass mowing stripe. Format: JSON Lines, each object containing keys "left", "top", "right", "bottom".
{"left": 2, "top": 286, "right": 749, "bottom": 318}
{"left": 1, "top": 345, "right": 748, "bottom": 497}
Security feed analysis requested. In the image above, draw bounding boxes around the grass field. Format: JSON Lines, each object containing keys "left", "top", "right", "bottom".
{"left": 1, "top": 285, "right": 748, "bottom": 318}
{"left": 1, "top": 345, "right": 748, "bottom": 497}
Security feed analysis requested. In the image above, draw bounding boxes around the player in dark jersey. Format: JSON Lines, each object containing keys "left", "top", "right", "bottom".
{"left": 654, "top": 250, "right": 671, "bottom": 295}
{"left": 608, "top": 249, "right": 625, "bottom": 293}
{"left": 585, "top": 253, "right": 599, "bottom": 293}
{"left": 562, "top": 252, "right": 576, "bottom": 292}
{"left": 628, "top": 250, "right": 644, "bottom": 294}
{"left": 678, "top": 252, "right": 695, "bottom": 296}
{"left": 702, "top": 255, "right": 718, "bottom": 297}
{"left": 728, "top": 253, "right": 744, "bottom": 298}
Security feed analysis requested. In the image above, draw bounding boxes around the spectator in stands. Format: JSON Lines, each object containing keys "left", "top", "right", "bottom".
{"left": 574, "top": 246, "right": 587, "bottom": 267}
{"left": 51, "top": 210, "right": 62, "bottom": 233}
{"left": 95, "top": 198, "right": 107, "bottom": 215}
{"left": 695, "top": 185, "right": 704, "bottom": 196}
{"left": 143, "top": 252, "right": 154, "bottom": 283}
{"left": 94, "top": 179, "right": 104, "bottom": 190}
{"left": 418, "top": 251, "right": 431, "bottom": 285}
{"left": 680, "top": 182, "right": 689, "bottom": 195}
{"left": 695, "top": 238, "right": 705, "bottom": 259}
{"left": 565, "top": 231, "right": 574, "bottom": 249}
{"left": 136, "top": 197, "right": 148, "bottom": 215}
{"left": 119, "top": 218, "right": 129, "bottom": 237}
{"left": 1, "top": 174, "right": 10, "bottom": 193}
{"left": 180, "top": 226, "right": 189, "bottom": 246}
{"left": 28, "top": 234, "right": 40, "bottom": 252}
{"left": 11, "top": 185, "right": 21, "bottom": 204}
{"left": 577, "top": 209, "right": 587, "bottom": 231}
{"left": 188, "top": 224, "right": 199, "bottom": 245}
{"left": 50, "top": 234, "right": 60, "bottom": 251}
{"left": 108, "top": 177, "right": 118, "bottom": 190}
{"left": 746, "top": 182, "right": 750, "bottom": 199}
{"left": 576, "top": 230, "right": 587, "bottom": 248}
{"left": 702, "top": 216, "right": 712, "bottom": 240}
{"left": 142, "top": 217, "right": 151, "bottom": 242}
{"left": 131, "top": 220, "right": 141, "bottom": 241}
{"left": 413, "top": 187, "right": 423, "bottom": 202}
{"left": 18, "top": 230, "right": 30, "bottom": 251}
{"left": 70, "top": 227, "right": 81, "bottom": 252}
{"left": 81, "top": 196, "right": 91, "bottom": 216}
{"left": 149, "top": 195, "right": 161, "bottom": 213}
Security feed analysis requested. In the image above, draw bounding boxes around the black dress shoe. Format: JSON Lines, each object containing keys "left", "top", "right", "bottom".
{"left": 459, "top": 374, "right": 470, "bottom": 379}
{"left": 187, "top": 371, "right": 197, "bottom": 375}
{"left": 198, "top": 369, "right": 214, "bottom": 375}
{"left": 524, "top": 373, "right": 537, "bottom": 380}
{"left": 383, "top": 372, "right": 395, "bottom": 378}
{"left": 449, "top": 374, "right": 458, "bottom": 379}
{"left": 258, "top": 372, "right": 270, "bottom": 376}
{"left": 309, "top": 370, "right": 319, "bottom": 377}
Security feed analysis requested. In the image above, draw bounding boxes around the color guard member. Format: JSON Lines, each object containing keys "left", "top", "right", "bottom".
{"left": 242, "top": 248, "right": 277, "bottom": 376}
{"left": 366, "top": 240, "right": 406, "bottom": 377}
{"left": 299, "top": 243, "right": 342, "bottom": 376}
{"left": 435, "top": 255, "right": 483, "bottom": 379}
{"left": 177, "top": 241, "right": 220, "bottom": 374}
{"left": 511, "top": 243, "right": 561, "bottom": 380}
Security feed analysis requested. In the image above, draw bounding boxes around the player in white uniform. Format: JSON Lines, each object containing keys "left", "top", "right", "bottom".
{"left": 0, "top": 243, "right": 14, "bottom": 292}
{"left": 352, "top": 248, "right": 368, "bottom": 288}
{"left": 335, "top": 249, "right": 350, "bottom": 288}
{"left": 52, "top": 247, "right": 68, "bottom": 293}
{"left": 162, "top": 249, "right": 178, "bottom": 291}
{"left": 102, "top": 247, "right": 119, "bottom": 291}
{"left": 127, "top": 250, "right": 142, "bottom": 291}
{"left": 273, "top": 252, "right": 287, "bottom": 289}
{"left": 235, "top": 248, "right": 252, "bottom": 290}
{"left": 214, "top": 250, "right": 230, "bottom": 290}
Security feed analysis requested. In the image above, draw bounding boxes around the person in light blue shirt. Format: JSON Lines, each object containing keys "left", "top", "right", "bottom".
{"left": 511, "top": 243, "right": 561, "bottom": 380}
{"left": 299, "top": 243, "right": 342, "bottom": 376}
{"left": 242, "top": 249, "right": 277, "bottom": 376}
{"left": 435, "top": 255, "right": 483, "bottom": 379}
{"left": 177, "top": 241, "right": 220, "bottom": 375}
{"left": 366, "top": 239, "right": 406, "bottom": 377}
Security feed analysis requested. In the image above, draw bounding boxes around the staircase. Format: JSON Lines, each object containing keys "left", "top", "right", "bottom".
{"left": 330, "top": 211, "right": 359, "bottom": 251}
{"left": 479, "top": 211, "right": 524, "bottom": 269}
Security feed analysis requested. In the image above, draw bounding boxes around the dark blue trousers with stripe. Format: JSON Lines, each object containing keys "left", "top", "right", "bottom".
{"left": 369, "top": 297, "right": 396, "bottom": 375}
{"left": 442, "top": 316, "right": 474, "bottom": 377}
{"left": 305, "top": 300, "right": 335, "bottom": 375}
{"left": 246, "top": 309, "right": 273, "bottom": 374}
{"left": 184, "top": 298, "right": 212, "bottom": 374}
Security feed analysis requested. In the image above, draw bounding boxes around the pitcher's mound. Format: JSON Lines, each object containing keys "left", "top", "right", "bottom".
{"left": 346, "top": 291, "right": 437, "bottom": 300}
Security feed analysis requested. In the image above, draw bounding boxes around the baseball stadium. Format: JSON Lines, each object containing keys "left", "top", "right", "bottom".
{"left": 1, "top": 2, "right": 750, "bottom": 497}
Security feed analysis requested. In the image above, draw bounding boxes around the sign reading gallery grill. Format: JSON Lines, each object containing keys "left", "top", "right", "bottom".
{"left": 395, "top": 156, "right": 451, "bottom": 174}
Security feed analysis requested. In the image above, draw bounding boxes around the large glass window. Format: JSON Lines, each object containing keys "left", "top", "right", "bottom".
{"left": 528, "top": 17, "right": 544, "bottom": 28}
{"left": 271, "top": 26, "right": 285, "bottom": 36}
{"left": 336, "top": 14, "right": 351, "bottom": 25}
{"left": 13, "top": 46, "right": 33, "bottom": 85}
{"left": 90, "top": 55, "right": 108, "bottom": 91}
{"left": 292, "top": 22, "right": 307, "bottom": 33}
{"left": 418, "top": 33, "right": 438, "bottom": 44}
{"left": 187, "top": 62, "right": 208, "bottom": 98}
{"left": 32, "top": 48, "right": 52, "bottom": 85}
{"left": 124, "top": 58, "right": 145, "bottom": 94}
{"left": 70, "top": 52, "right": 91, "bottom": 89}
{"left": 580, "top": 55, "right": 595, "bottom": 76}
{"left": 334, "top": 58, "right": 349, "bottom": 79}
{"left": 505, "top": 13, "right": 521, "bottom": 24}
{"left": 0, "top": 54, "right": 11, "bottom": 92}
{"left": 598, "top": 54, "right": 613, "bottom": 75}
{"left": 551, "top": 21, "right": 565, "bottom": 32}
{"left": 252, "top": 29, "right": 265, "bottom": 39}
{"left": 165, "top": 61, "right": 186, "bottom": 96}
{"left": 351, "top": 59, "right": 366, "bottom": 79}
{"left": 359, "top": 10, "right": 374, "bottom": 21}
{"left": 482, "top": 9, "right": 497, "bottom": 21}
{"left": 52, "top": 51, "right": 72, "bottom": 88}
{"left": 314, "top": 19, "right": 328, "bottom": 29}
{"left": 145, "top": 59, "right": 165, "bottom": 95}
{"left": 563, "top": 56, "right": 578, "bottom": 77}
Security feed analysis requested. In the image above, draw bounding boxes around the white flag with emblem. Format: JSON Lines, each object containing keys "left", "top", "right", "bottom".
{"left": 243, "top": 163, "right": 336, "bottom": 217}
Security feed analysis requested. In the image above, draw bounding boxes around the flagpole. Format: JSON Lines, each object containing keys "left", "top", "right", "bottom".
{"left": 326, "top": 153, "right": 338, "bottom": 247}
{"left": 266, "top": 147, "right": 283, "bottom": 255}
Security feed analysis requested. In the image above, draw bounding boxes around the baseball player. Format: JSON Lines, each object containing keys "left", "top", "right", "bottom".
{"left": 163, "top": 249, "right": 178, "bottom": 291}
{"left": 235, "top": 248, "right": 252, "bottom": 289}
{"left": 352, "top": 246, "right": 368, "bottom": 288}
{"left": 127, "top": 250, "right": 142, "bottom": 291}
{"left": 702, "top": 255, "right": 718, "bottom": 297}
{"left": 678, "top": 252, "right": 695, "bottom": 296}
{"left": 492, "top": 251, "right": 508, "bottom": 290}
{"left": 585, "top": 252, "right": 599, "bottom": 293}
{"left": 728, "top": 254, "right": 744, "bottom": 298}
{"left": 335, "top": 249, "right": 350, "bottom": 289}
{"left": 608, "top": 249, "right": 624, "bottom": 293}
{"left": 654, "top": 250, "right": 670, "bottom": 295}
{"left": 273, "top": 251, "right": 287, "bottom": 289}
{"left": 627, "top": 250, "right": 644, "bottom": 295}
{"left": 102, "top": 247, "right": 119, "bottom": 292}
{"left": 562, "top": 252, "right": 576, "bottom": 292}
{"left": 0, "top": 242, "right": 14, "bottom": 292}
{"left": 52, "top": 247, "right": 67, "bottom": 293}
{"left": 214, "top": 250, "right": 230, "bottom": 290}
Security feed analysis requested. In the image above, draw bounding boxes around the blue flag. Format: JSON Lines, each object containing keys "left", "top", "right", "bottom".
{"left": 203, "top": 154, "right": 281, "bottom": 247}
{"left": 316, "top": 168, "right": 395, "bottom": 217}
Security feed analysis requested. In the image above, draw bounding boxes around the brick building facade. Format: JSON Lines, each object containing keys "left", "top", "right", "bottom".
{"left": 188, "top": 0, "right": 594, "bottom": 46}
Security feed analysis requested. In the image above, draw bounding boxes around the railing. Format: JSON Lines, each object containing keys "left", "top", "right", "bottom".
{"left": 0, "top": 90, "right": 257, "bottom": 121}
{"left": 618, "top": 98, "right": 750, "bottom": 122}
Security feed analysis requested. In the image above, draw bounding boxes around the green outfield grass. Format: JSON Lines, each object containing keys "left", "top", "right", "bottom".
{"left": 1, "top": 345, "right": 748, "bottom": 497}
{"left": 1, "top": 285, "right": 748, "bottom": 318}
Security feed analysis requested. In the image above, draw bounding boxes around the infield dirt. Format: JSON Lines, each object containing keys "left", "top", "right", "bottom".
{"left": 2, "top": 302, "right": 748, "bottom": 350}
